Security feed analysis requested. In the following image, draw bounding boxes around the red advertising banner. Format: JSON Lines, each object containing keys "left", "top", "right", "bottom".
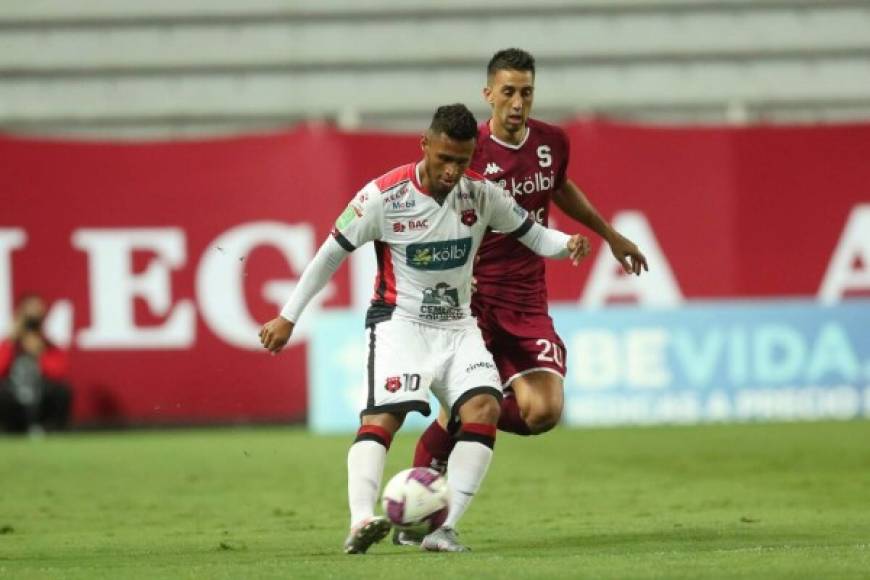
{"left": 2, "top": 121, "right": 868, "bottom": 425}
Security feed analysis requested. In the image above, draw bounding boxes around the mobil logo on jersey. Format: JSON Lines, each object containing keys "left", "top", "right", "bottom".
{"left": 498, "top": 170, "right": 556, "bottom": 198}
{"left": 407, "top": 238, "right": 472, "bottom": 270}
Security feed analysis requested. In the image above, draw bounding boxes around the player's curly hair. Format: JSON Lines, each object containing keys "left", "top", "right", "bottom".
{"left": 428, "top": 104, "right": 478, "bottom": 141}
{"left": 487, "top": 48, "right": 536, "bottom": 79}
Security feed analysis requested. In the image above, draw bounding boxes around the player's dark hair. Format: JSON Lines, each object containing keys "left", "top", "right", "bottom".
{"left": 428, "top": 104, "right": 478, "bottom": 142}
{"left": 487, "top": 48, "right": 536, "bottom": 79}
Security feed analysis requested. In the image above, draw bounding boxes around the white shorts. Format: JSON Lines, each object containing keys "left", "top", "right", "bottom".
{"left": 360, "top": 317, "right": 503, "bottom": 419}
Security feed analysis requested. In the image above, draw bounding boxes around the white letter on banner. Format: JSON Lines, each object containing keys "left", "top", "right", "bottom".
{"left": 0, "top": 229, "right": 26, "bottom": 335}
{"left": 754, "top": 325, "right": 806, "bottom": 383}
{"left": 569, "top": 330, "right": 620, "bottom": 389}
{"left": 626, "top": 328, "right": 671, "bottom": 388}
{"left": 581, "top": 211, "right": 682, "bottom": 307}
{"left": 819, "top": 204, "right": 870, "bottom": 304}
{"left": 73, "top": 228, "right": 194, "bottom": 348}
{"left": 806, "top": 323, "right": 860, "bottom": 383}
{"left": 197, "top": 222, "right": 333, "bottom": 349}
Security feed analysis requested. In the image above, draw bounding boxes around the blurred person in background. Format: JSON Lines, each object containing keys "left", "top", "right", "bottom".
{"left": 0, "top": 294, "right": 73, "bottom": 435}
{"left": 407, "top": 48, "right": 649, "bottom": 498}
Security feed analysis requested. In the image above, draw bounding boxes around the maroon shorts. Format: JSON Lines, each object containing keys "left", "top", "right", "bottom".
{"left": 472, "top": 303, "right": 567, "bottom": 388}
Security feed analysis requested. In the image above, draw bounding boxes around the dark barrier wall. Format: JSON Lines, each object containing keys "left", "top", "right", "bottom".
{"left": 1, "top": 121, "right": 868, "bottom": 425}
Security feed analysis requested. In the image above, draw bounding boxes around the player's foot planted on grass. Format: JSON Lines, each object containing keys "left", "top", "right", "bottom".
{"left": 421, "top": 526, "right": 469, "bottom": 552}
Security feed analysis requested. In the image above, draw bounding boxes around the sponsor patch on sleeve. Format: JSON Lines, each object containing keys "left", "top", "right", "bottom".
{"left": 335, "top": 204, "right": 361, "bottom": 230}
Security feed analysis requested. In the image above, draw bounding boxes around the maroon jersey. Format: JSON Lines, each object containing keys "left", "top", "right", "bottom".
{"left": 471, "top": 118, "right": 570, "bottom": 312}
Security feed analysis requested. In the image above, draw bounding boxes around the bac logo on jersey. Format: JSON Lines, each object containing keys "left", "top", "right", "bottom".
{"left": 407, "top": 238, "right": 472, "bottom": 270}
{"left": 393, "top": 219, "right": 428, "bottom": 233}
{"left": 484, "top": 162, "right": 503, "bottom": 176}
{"left": 460, "top": 209, "right": 478, "bottom": 226}
{"left": 384, "top": 376, "right": 402, "bottom": 393}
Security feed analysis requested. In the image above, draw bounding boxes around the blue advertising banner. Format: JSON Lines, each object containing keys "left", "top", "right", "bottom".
{"left": 308, "top": 301, "right": 870, "bottom": 432}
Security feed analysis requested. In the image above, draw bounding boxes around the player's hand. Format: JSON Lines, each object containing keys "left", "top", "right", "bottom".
{"left": 608, "top": 232, "right": 648, "bottom": 276}
{"left": 567, "top": 234, "right": 591, "bottom": 266}
{"left": 258, "top": 316, "right": 295, "bottom": 355}
{"left": 471, "top": 254, "right": 480, "bottom": 294}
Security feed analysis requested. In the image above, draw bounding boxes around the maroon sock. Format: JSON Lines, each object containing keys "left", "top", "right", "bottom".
{"left": 497, "top": 395, "right": 532, "bottom": 436}
{"left": 413, "top": 420, "right": 456, "bottom": 468}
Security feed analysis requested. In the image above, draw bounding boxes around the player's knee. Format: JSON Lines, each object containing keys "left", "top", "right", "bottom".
{"left": 523, "top": 403, "right": 562, "bottom": 434}
{"left": 456, "top": 393, "right": 500, "bottom": 425}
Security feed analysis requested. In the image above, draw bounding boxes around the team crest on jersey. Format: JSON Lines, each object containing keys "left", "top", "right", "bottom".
{"left": 384, "top": 376, "right": 402, "bottom": 393}
{"left": 460, "top": 209, "right": 478, "bottom": 226}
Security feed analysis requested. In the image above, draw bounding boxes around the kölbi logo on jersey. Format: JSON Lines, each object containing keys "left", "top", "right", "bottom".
{"left": 498, "top": 170, "right": 556, "bottom": 198}
{"left": 407, "top": 238, "right": 472, "bottom": 270}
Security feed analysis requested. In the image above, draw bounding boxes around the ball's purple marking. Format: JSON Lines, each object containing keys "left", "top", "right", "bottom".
{"left": 405, "top": 467, "right": 442, "bottom": 491}
{"left": 385, "top": 498, "right": 405, "bottom": 524}
{"left": 425, "top": 506, "right": 448, "bottom": 532}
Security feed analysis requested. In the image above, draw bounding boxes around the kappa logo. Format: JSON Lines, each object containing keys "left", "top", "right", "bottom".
{"left": 385, "top": 376, "right": 402, "bottom": 393}
{"left": 484, "top": 162, "right": 503, "bottom": 176}
{"left": 407, "top": 238, "right": 472, "bottom": 270}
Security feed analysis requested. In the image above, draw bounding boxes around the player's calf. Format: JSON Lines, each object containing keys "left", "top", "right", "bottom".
{"left": 511, "top": 371, "right": 564, "bottom": 435}
{"left": 522, "top": 404, "right": 562, "bottom": 434}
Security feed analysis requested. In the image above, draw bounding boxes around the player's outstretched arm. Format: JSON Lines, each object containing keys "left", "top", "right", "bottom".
{"left": 552, "top": 179, "right": 649, "bottom": 276}
{"left": 515, "top": 221, "right": 590, "bottom": 265}
{"left": 258, "top": 236, "right": 349, "bottom": 354}
{"left": 485, "top": 181, "right": 590, "bottom": 264}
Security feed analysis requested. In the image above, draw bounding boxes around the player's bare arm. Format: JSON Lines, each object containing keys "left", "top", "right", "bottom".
{"left": 258, "top": 316, "right": 294, "bottom": 354}
{"left": 552, "top": 178, "right": 648, "bottom": 275}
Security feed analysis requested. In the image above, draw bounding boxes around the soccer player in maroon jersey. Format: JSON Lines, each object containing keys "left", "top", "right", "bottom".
{"left": 407, "top": 48, "right": 648, "bottom": 496}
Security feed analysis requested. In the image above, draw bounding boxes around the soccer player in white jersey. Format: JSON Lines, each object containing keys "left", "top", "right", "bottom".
{"left": 259, "top": 104, "right": 590, "bottom": 554}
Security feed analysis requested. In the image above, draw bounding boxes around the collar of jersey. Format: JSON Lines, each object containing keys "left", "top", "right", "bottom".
{"left": 487, "top": 120, "right": 530, "bottom": 150}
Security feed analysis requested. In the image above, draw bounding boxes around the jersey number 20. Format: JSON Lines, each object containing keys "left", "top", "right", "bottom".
{"left": 536, "top": 338, "right": 564, "bottom": 368}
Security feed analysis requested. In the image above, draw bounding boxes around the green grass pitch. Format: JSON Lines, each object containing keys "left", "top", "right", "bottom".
{"left": 1, "top": 421, "right": 869, "bottom": 579}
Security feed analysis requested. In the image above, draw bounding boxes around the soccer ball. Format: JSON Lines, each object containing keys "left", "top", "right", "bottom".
{"left": 381, "top": 468, "right": 450, "bottom": 533}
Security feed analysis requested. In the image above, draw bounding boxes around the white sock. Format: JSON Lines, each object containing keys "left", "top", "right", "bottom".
{"left": 347, "top": 440, "right": 387, "bottom": 528}
{"left": 444, "top": 440, "right": 493, "bottom": 529}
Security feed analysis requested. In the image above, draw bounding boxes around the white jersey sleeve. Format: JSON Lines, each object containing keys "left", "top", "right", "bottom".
{"left": 482, "top": 181, "right": 534, "bottom": 236}
{"left": 331, "top": 182, "right": 383, "bottom": 251}
{"left": 516, "top": 221, "right": 571, "bottom": 259}
{"left": 279, "top": 236, "right": 348, "bottom": 323}
{"left": 481, "top": 180, "right": 570, "bottom": 259}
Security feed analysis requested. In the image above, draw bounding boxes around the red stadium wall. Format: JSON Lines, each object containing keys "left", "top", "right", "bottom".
{"left": 1, "top": 121, "right": 868, "bottom": 426}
